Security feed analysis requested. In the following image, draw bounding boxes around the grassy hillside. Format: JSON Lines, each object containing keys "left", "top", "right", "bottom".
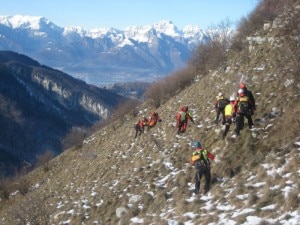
{"left": 0, "top": 1, "right": 299, "bottom": 224}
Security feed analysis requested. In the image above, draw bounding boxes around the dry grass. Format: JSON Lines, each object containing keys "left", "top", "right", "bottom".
{"left": 0, "top": 1, "right": 299, "bottom": 224}
{"left": 283, "top": 191, "right": 299, "bottom": 211}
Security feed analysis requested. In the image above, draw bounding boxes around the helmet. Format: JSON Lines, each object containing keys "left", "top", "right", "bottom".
{"left": 193, "top": 141, "right": 201, "bottom": 148}
{"left": 239, "top": 83, "right": 246, "bottom": 89}
{"left": 218, "top": 92, "right": 223, "bottom": 97}
{"left": 229, "top": 96, "right": 235, "bottom": 101}
{"left": 238, "top": 88, "right": 245, "bottom": 96}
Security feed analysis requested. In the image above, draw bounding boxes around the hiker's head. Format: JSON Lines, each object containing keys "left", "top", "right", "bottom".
{"left": 238, "top": 89, "right": 245, "bottom": 97}
{"left": 229, "top": 96, "right": 235, "bottom": 102}
{"left": 193, "top": 141, "right": 201, "bottom": 148}
{"left": 239, "top": 83, "right": 246, "bottom": 89}
{"left": 218, "top": 92, "right": 223, "bottom": 97}
{"left": 184, "top": 106, "right": 188, "bottom": 112}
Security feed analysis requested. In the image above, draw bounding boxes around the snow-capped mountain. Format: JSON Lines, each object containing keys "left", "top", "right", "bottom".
{"left": 0, "top": 15, "right": 209, "bottom": 85}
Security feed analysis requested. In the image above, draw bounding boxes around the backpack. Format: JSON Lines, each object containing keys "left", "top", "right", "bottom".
{"left": 192, "top": 149, "right": 215, "bottom": 169}
{"left": 238, "top": 96, "right": 249, "bottom": 114}
{"left": 192, "top": 149, "right": 214, "bottom": 162}
{"left": 180, "top": 111, "right": 187, "bottom": 122}
{"left": 225, "top": 104, "right": 234, "bottom": 117}
{"left": 218, "top": 99, "right": 227, "bottom": 110}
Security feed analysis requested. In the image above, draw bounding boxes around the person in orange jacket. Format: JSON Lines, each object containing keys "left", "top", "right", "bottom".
{"left": 176, "top": 106, "right": 194, "bottom": 135}
{"left": 134, "top": 116, "right": 149, "bottom": 138}
{"left": 191, "top": 141, "right": 214, "bottom": 195}
{"left": 147, "top": 111, "right": 162, "bottom": 130}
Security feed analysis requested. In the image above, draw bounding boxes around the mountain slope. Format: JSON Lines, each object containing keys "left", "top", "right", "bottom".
{"left": 0, "top": 1, "right": 299, "bottom": 224}
{"left": 0, "top": 51, "right": 127, "bottom": 175}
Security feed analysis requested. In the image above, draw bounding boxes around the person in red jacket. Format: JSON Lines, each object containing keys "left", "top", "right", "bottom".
{"left": 176, "top": 106, "right": 194, "bottom": 135}
{"left": 134, "top": 116, "right": 148, "bottom": 138}
{"left": 147, "top": 111, "right": 162, "bottom": 130}
{"left": 238, "top": 83, "right": 256, "bottom": 114}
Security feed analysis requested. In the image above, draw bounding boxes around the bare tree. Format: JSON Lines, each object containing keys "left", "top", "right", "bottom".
{"left": 36, "top": 150, "right": 55, "bottom": 172}
{"left": 8, "top": 194, "right": 50, "bottom": 225}
{"left": 191, "top": 18, "right": 233, "bottom": 73}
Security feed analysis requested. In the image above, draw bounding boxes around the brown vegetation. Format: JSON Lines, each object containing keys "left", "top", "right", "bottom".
{"left": 0, "top": 0, "right": 299, "bottom": 224}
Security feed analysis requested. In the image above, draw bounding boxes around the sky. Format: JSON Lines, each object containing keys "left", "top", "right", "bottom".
{"left": 0, "top": 0, "right": 260, "bottom": 30}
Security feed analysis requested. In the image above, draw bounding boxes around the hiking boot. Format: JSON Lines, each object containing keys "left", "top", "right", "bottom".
{"left": 202, "top": 190, "right": 209, "bottom": 195}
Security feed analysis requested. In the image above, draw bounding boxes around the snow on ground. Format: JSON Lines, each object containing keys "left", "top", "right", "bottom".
{"left": 18, "top": 79, "right": 300, "bottom": 225}
{"left": 50, "top": 117, "right": 300, "bottom": 225}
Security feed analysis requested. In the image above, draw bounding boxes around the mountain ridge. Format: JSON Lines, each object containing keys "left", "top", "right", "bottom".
{"left": 0, "top": 50, "right": 128, "bottom": 175}
{"left": 0, "top": 15, "right": 211, "bottom": 85}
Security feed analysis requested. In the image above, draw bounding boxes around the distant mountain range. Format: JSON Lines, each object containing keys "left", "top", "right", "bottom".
{"left": 0, "top": 15, "right": 210, "bottom": 85}
{"left": 0, "top": 51, "right": 127, "bottom": 176}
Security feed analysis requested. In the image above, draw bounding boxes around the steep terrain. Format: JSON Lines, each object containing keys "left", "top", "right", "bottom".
{"left": 0, "top": 1, "right": 299, "bottom": 225}
{"left": 0, "top": 51, "right": 127, "bottom": 175}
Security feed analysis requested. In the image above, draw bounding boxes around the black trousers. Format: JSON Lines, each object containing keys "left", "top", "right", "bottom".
{"left": 216, "top": 108, "right": 225, "bottom": 124}
{"left": 235, "top": 112, "right": 253, "bottom": 135}
{"left": 223, "top": 116, "right": 233, "bottom": 138}
{"left": 135, "top": 126, "right": 144, "bottom": 138}
{"left": 194, "top": 169, "right": 211, "bottom": 194}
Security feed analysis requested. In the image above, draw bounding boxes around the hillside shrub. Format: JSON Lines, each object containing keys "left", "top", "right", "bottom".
{"left": 16, "top": 177, "right": 31, "bottom": 196}
{"left": 0, "top": 178, "right": 12, "bottom": 200}
{"left": 144, "top": 67, "right": 196, "bottom": 107}
{"left": 7, "top": 194, "right": 50, "bottom": 225}
{"left": 35, "top": 150, "right": 55, "bottom": 172}
{"left": 61, "top": 126, "right": 88, "bottom": 150}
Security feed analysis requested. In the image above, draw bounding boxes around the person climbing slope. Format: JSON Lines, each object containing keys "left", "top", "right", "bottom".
{"left": 191, "top": 141, "right": 214, "bottom": 195}
{"left": 176, "top": 106, "right": 194, "bottom": 135}
{"left": 238, "top": 83, "right": 256, "bottom": 115}
{"left": 222, "top": 96, "right": 236, "bottom": 139}
{"left": 134, "top": 116, "right": 149, "bottom": 138}
{"left": 214, "top": 92, "right": 228, "bottom": 125}
{"left": 234, "top": 89, "right": 254, "bottom": 136}
{"left": 147, "top": 111, "right": 162, "bottom": 130}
